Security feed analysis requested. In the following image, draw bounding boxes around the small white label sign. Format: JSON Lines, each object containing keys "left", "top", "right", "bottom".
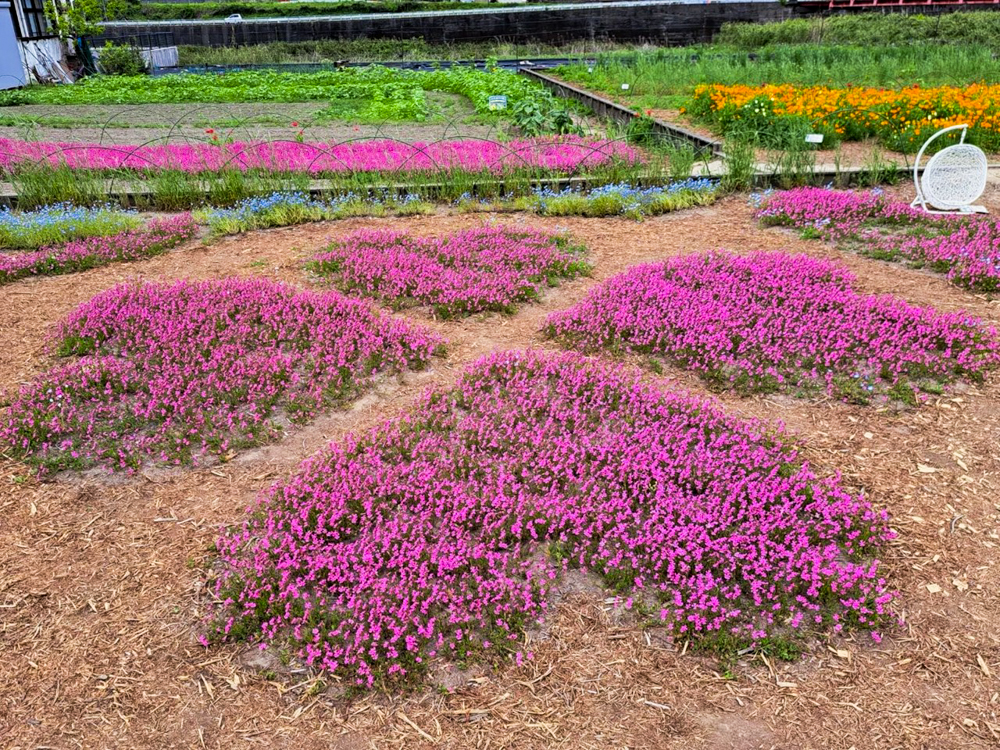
{"left": 488, "top": 95, "right": 507, "bottom": 111}
{"left": 805, "top": 133, "right": 824, "bottom": 144}
{"left": 621, "top": 83, "right": 630, "bottom": 90}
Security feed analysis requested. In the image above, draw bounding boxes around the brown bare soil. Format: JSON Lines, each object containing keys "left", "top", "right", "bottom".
{"left": 3, "top": 195, "right": 1000, "bottom": 749}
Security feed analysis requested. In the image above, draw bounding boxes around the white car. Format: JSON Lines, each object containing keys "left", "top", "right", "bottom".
{"left": 225, "top": 13, "right": 243, "bottom": 21}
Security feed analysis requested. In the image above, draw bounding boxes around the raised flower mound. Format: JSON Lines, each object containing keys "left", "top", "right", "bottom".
{"left": 0, "top": 136, "right": 639, "bottom": 176}
{"left": 311, "top": 226, "right": 590, "bottom": 318}
{"left": 208, "top": 350, "right": 896, "bottom": 689}
{"left": 545, "top": 251, "right": 1000, "bottom": 404}
{"left": 0, "top": 214, "right": 197, "bottom": 285}
{"left": 2, "top": 278, "right": 441, "bottom": 473}
{"left": 754, "top": 186, "right": 925, "bottom": 229}
{"left": 757, "top": 187, "right": 1000, "bottom": 293}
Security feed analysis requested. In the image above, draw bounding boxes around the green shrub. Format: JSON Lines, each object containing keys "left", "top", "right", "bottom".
{"left": 98, "top": 42, "right": 148, "bottom": 76}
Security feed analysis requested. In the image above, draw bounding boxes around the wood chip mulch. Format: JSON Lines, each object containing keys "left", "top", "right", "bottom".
{"left": 3, "top": 195, "right": 1000, "bottom": 749}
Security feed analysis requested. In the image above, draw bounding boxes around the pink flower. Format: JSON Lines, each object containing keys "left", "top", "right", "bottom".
{"left": 755, "top": 187, "right": 1000, "bottom": 294}
{"left": 3, "top": 278, "right": 441, "bottom": 473}
{"left": 202, "top": 350, "right": 898, "bottom": 690}
{"left": 0, "top": 214, "right": 196, "bottom": 285}
{"left": 0, "top": 136, "right": 641, "bottom": 177}
{"left": 312, "top": 226, "right": 588, "bottom": 317}
{"left": 545, "top": 250, "right": 999, "bottom": 405}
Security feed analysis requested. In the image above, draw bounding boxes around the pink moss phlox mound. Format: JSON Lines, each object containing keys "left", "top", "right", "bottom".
{"left": 755, "top": 187, "right": 1000, "bottom": 293}
{"left": 545, "top": 251, "right": 999, "bottom": 404}
{"left": 2, "top": 278, "right": 441, "bottom": 473}
{"left": 0, "top": 214, "right": 196, "bottom": 284}
{"left": 209, "top": 350, "right": 895, "bottom": 689}
{"left": 312, "top": 226, "right": 589, "bottom": 317}
{"left": 0, "top": 136, "right": 639, "bottom": 175}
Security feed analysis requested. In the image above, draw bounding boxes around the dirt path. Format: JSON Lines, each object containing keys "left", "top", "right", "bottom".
{"left": 2, "top": 196, "right": 1000, "bottom": 749}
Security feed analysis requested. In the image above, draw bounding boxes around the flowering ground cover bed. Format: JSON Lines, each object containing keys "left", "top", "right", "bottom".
{"left": 0, "top": 136, "right": 639, "bottom": 176}
{"left": 197, "top": 191, "right": 436, "bottom": 235}
{"left": 208, "top": 350, "right": 896, "bottom": 689}
{"left": 687, "top": 83, "right": 1000, "bottom": 153}
{"left": 1, "top": 278, "right": 440, "bottom": 473}
{"left": 0, "top": 214, "right": 196, "bottom": 285}
{"left": 756, "top": 187, "right": 1000, "bottom": 293}
{"left": 311, "top": 226, "right": 589, "bottom": 317}
{"left": 511, "top": 179, "right": 718, "bottom": 219}
{"left": 0, "top": 203, "right": 141, "bottom": 249}
{"left": 545, "top": 251, "right": 1000, "bottom": 405}
{"left": 6, "top": 205, "right": 1000, "bottom": 748}
{"left": 196, "top": 181, "right": 719, "bottom": 236}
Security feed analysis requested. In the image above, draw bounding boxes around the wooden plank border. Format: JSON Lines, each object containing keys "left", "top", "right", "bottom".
{"left": 520, "top": 67, "right": 723, "bottom": 157}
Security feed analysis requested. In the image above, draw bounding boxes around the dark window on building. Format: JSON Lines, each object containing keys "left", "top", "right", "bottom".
{"left": 15, "top": 0, "right": 52, "bottom": 39}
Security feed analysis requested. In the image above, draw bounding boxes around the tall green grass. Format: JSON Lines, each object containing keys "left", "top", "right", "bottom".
{"left": 177, "top": 38, "right": 626, "bottom": 66}
{"left": 10, "top": 164, "right": 107, "bottom": 210}
{"left": 717, "top": 11, "right": 1000, "bottom": 49}
{"left": 136, "top": 0, "right": 486, "bottom": 21}
{"left": 556, "top": 44, "right": 1000, "bottom": 110}
{"left": 6, "top": 155, "right": 666, "bottom": 211}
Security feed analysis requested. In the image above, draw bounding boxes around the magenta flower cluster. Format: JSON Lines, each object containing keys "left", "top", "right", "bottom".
{"left": 755, "top": 187, "right": 1000, "bottom": 293}
{"left": 545, "top": 251, "right": 1000, "bottom": 403}
{"left": 0, "top": 136, "right": 639, "bottom": 175}
{"left": 0, "top": 214, "right": 196, "bottom": 285}
{"left": 311, "top": 226, "right": 589, "bottom": 318}
{"left": 2, "top": 278, "right": 440, "bottom": 473}
{"left": 209, "top": 350, "right": 895, "bottom": 689}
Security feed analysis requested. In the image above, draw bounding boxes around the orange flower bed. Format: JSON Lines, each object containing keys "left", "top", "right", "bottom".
{"left": 687, "top": 83, "right": 1000, "bottom": 152}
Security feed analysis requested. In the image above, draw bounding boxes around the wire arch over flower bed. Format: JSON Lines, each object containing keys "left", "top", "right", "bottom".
{"left": 0, "top": 135, "right": 643, "bottom": 175}
{"left": 0, "top": 133, "right": 652, "bottom": 209}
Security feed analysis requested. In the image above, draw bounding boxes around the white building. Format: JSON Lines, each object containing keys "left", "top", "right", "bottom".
{"left": 1, "top": 0, "right": 66, "bottom": 89}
